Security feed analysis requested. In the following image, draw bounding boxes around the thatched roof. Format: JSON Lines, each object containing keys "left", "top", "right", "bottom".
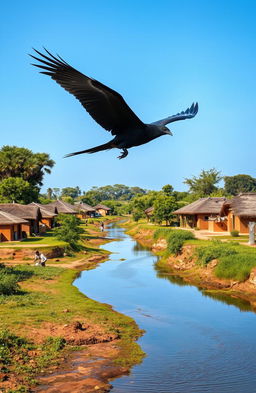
{"left": 0, "top": 203, "right": 42, "bottom": 220}
{"left": 145, "top": 206, "right": 154, "bottom": 215}
{"left": 94, "top": 204, "right": 111, "bottom": 211}
{"left": 173, "top": 197, "right": 227, "bottom": 215}
{"left": 74, "top": 202, "right": 95, "bottom": 213}
{"left": 46, "top": 200, "right": 76, "bottom": 214}
{"left": 225, "top": 193, "right": 256, "bottom": 217}
{"left": 0, "top": 210, "right": 28, "bottom": 225}
{"left": 29, "top": 202, "right": 58, "bottom": 218}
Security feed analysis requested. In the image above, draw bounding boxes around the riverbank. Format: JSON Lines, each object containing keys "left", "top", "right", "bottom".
{"left": 0, "top": 218, "right": 144, "bottom": 393}
{"left": 123, "top": 221, "right": 256, "bottom": 310}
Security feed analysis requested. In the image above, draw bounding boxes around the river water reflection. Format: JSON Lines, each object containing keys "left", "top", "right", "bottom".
{"left": 75, "top": 223, "right": 256, "bottom": 393}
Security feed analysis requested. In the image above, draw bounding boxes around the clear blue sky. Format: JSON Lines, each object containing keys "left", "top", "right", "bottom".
{"left": 1, "top": 0, "right": 256, "bottom": 193}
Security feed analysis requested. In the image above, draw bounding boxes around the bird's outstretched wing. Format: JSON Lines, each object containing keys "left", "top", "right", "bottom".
{"left": 151, "top": 102, "right": 198, "bottom": 126}
{"left": 30, "top": 48, "right": 145, "bottom": 135}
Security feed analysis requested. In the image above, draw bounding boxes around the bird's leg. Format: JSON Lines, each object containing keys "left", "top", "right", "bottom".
{"left": 118, "top": 148, "right": 128, "bottom": 159}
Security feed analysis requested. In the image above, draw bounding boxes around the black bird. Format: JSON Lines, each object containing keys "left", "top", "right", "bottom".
{"left": 30, "top": 49, "right": 198, "bottom": 159}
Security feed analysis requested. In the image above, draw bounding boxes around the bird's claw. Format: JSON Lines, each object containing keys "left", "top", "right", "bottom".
{"left": 118, "top": 149, "right": 128, "bottom": 159}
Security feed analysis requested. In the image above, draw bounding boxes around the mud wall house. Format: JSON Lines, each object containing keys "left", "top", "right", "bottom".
{"left": 94, "top": 204, "right": 111, "bottom": 216}
{"left": 0, "top": 204, "right": 42, "bottom": 236}
{"left": 29, "top": 202, "right": 58, "bottom": 229}
{"left": 0, "top": 210, "right": 29, "bottom": 242}
{"left": 73, "top": 202, "right": 96, "bottom": 219}
{"left": 173, "top": 197, "right": 228, "bottom": 232}
{"left": 224, "top": 193, "right": 256, "bottom": 234}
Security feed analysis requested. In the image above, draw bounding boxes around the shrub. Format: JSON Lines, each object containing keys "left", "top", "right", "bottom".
{"left": 230, "top": 230, "right": 239, "bottom": 237}
{"left": 195, "top": 240, "right": 238, "bottom": 266}
{"left": 0, "top": 266, "right": 20, "bottom": 295}
{"left": 215, "top": 254, "right": 256, "bottom": 281}
{"left": 154, "top": 229, "right": 194, "bottom": 255}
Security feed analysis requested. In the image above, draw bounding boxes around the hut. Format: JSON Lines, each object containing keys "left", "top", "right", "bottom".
{"left": 46, "top": 200, "right": 77, "bottom": 215}
{"left": 145, "top": 206, "right": 154, "bottom": 221}
{"left": 74, "top": 202, "right": 96, "bottom": 219}
{"left": 0, "top": 210, "right": 29, "bottom": 242}
{"left": 224, "top": 193, "right": 256, "bottom": 233}
{"left": 173, "top": 197, "right": 228, "bottom": 232}
{"left": 0, "top": 204, "right": 42, "bottom": 236}
{"left": 29, "top": 202, "right": 58, "bottom": 229}
{"left": 94, "top": 204, "right": 111, "bottom": 216}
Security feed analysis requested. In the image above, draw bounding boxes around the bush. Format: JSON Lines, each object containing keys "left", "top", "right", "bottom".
{"left": 230, "top": 230, "right": 239, "bottom": 237}
{"left": 154, "top": 229, "right": 195, "bottom": 255}
{"left": 195, "top": 241, "right": 238, "bottom": 266}
{"left": 215, "top": 254, "right": 256, "bottom": 281}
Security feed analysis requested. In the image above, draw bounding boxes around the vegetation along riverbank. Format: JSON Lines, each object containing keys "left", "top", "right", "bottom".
{"left": 0, "top": 217, "right": 144, "bottom": 393}
{"left": 123, "top": 220, "right": 256, "bottom": 310}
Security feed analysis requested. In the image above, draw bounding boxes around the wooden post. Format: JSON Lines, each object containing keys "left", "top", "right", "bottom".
{"left": 248, "top": 222, "right": 256, "bottom": 245}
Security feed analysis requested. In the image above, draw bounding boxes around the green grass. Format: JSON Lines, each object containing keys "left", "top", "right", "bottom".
{"left": 215, "top": 253, "right": 256, "bottom": 281}
{"left": 0, "top": 261, "right": 144, "bottom": 389}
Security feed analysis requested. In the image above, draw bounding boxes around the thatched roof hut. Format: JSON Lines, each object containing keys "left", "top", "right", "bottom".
{"left": 74, "top": 202, "right": 96, "bottom": 213}
{"left": 0, "top": 203, "right": 42, "bottom": 221}
{"left": 94, "top": 204, "right": 111, "bottom": 211}
{"left": 225, "top": 193, "right": 256, "bottom": 218}
{"left": 173, "top": 197, "right": 227, "bottom": 215}
{"left": 29, "top": 202, "right": 57, "bottom": 218}
{"left": 0, "top": 210, "right": 28, "bottom": 225}
{"left": 46, "top": 200, "right": 76, "bottom": 214}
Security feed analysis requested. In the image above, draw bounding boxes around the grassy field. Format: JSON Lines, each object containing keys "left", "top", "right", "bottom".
{"left": 0, "top": 217, "right": 144, "bottom": 392}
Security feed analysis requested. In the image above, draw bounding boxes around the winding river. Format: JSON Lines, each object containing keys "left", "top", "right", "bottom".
{"left": 75, "top": 223, "right": 256, "bottom": 393}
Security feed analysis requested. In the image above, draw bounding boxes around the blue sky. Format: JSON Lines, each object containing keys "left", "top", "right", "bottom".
{"left": 1, "top": 0, "right": 256, "bottom": 193}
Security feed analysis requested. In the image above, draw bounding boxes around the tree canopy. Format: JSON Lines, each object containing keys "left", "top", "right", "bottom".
{"left": 184, "top": 168, "right": 222, "bottom": 197}
{"left": 224, "top": 174, "right": 256, "bottom": 196}
{"left": 0, "top": 177, "right": 38, "bottom": 204}
{"left": 0, "top": 146, "right": 55, "bottom": 187}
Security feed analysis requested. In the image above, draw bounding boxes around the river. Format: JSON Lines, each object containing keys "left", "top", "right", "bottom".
{"left": 75, "top": 223, "right": 256, "bottom": 393}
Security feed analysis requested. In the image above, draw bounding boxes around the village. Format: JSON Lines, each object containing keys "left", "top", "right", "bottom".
{"left": 1, "top": 192, "right": 256, "bottom": 247}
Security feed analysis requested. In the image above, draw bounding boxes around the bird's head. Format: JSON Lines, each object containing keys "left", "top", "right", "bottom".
{"left": 161, "top": 126, "right": 173, "bottom": 136}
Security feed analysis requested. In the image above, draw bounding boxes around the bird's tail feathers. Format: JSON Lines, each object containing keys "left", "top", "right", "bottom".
{"left": 64, "top": 141, "right": 114, "bottom": 158}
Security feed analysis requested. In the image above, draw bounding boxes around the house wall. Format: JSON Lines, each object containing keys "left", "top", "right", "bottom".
{"left": 196, "top": 214, "right": 209, "bottom": 230}
{"left": 0, "top": 225, "right": 13, "bottom": 241}
{"left": 41, "top": 218, "right": 53, "bottom": 229}
{"left": 226, "top": 212, "right": 254, "bottom": 234}
{"left": 96, "top": 208, "right": 109, "bottom": 216}
{"left": 208, "top": 220, "right": 227, "bottom": 232}
{"left": 21, "top": 223, "right": 31, "bottom": 236}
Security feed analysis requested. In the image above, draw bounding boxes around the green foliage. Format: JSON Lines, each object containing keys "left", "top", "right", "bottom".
{"left": 61, "top": 186, "right": 81, "bottom": 199}
{"left": 0, "top": 329, "right": 31, "bottom": 369}
{"left": 195, "top": 241, "right": 238, "bottom": 266}
{"left": 0, "top": 145, "right": 54, "bottom": 187}
{"left": 184, "top": 168, "right": 222, "bottom": 197}
{"left": 230, "top": 230, "right": 239, "bottom": 237}
{"left": 81, "top": 184, "right": 148, "bottom": 205}
{"left": 55, "top": 214, "right": 84, "bottom": 250}
{"left": 224, "top": 174, "right": 256, "bottom": 196}
{"left": 215, "top": 254, "right": 256, "bottom": 281}
{"left": 0, "top": 177, "right": 38, "bottom": 204}
{"left": 132, "top": 208, "right": 144, "bottom": 222}
{"left": 162, "top": 184, "right": 174, "bottom": 196}
{"left": 153, "top": 193, "right": 178, "bottom": 225}
{"left": 154, "top": 229, "right": 195, "bottom": 255}
{"left": 42, "top": 336, "right": 66, "bottom": 352}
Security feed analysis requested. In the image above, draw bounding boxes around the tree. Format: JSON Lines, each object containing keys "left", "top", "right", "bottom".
{"left": 184, "top": 168, "right": 222, "bottom": 197}
{"left": 153, "top": 194, "right": 178, "bottom": 225}
{"left": 55, "top": 215, "right": 84, "bottom": 250}
{"left": 0, "top": 146, "right": 55, "bottom": 187}
{"left": 0, "top": 177, "right": 38, "bottom": 204}
{"left": 162, "top": 184, "right": 174, "bottom": 196}
{"left": 224, "top": 174, "right": 256, "bottom": 196}
{"left": 61, "top": 186, "right": 81, "bottom": 199}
